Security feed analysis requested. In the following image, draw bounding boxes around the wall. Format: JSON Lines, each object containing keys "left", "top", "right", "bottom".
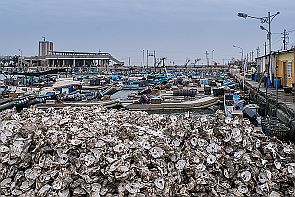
{"left": 255, "top": 56, "right": 268, "bottom": 74}
{"left": 277, "top": 51, "right": 294, "bottom": 87}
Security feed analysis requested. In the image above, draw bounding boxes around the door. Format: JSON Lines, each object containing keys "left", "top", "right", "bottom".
{"left": 283, "top": 62, "right": 287, "bottom": 87}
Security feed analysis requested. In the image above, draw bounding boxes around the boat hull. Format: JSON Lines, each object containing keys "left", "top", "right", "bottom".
{"left": 125, "top": 97, "right": 219, "bottom": 111}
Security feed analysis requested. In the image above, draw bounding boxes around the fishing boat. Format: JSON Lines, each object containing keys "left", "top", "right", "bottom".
{"left": 123, "top": 96, "right": 219, "bottom": 111}
{"left": 224, "top": 89, "right": 261, "bottom": 126}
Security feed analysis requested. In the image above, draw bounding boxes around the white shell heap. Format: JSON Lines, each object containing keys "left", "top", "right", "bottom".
{"left": 0, "top": 107, "right": 295, "bottom": 196}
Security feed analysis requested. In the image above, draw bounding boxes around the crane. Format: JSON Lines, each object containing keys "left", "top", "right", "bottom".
{"left": 193, "top": 58, "right": 201, "bottom": 67}
{"left": 184, "top": 58, "right": 190, "bottom": 68}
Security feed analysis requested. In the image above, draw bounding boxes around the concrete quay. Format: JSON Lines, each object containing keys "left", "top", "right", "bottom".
{"left": 239, "top": 76, "right": 295, "bottom": 140}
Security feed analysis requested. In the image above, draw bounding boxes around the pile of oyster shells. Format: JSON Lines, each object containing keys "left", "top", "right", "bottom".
{"left": 1, "top": 106, "right": 295, "bottom": 196}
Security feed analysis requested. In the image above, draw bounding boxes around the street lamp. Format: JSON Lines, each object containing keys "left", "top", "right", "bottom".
{"left": 233, "top": 45, "right": 243, "bottom": 63}
{"left": 233, "top": 45, "right": 245, "bottom": 90}
{"left": 238, "top": 12, "right": 280, "bottom": 22}
{"left": 238, "top": 11, "right": 280, "bottom": 115}
{"left": 260, "top": 25, "right": 267, "bottom": 31}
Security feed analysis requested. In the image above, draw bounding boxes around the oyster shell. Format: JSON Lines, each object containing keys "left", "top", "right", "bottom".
{"left": 0, "top": 107, "right": 294, "bottom": 196}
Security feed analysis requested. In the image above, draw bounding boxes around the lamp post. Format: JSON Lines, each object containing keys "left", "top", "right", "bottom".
{"left": 238, "top": 11, "right": 280, "bottom": 115}
{"left": 233, "top": 45, "right": 245, "bottom": 90}
{"left": 73, "top": 50, "right": 75, "bottom": 67}
{"left": 73, "top": 50, "right": 75, "bottom": 75}
{"left": 142, "top": 50, "right": 145, "bottom": 69}
{"left": 18, "top": 49, "right": 22, "bottom": 71}
{"left": 233, "top": 45, "right": 243, "bottom": 63}
{"left": 212, "top": 50, "right": 214, "bottom": 65}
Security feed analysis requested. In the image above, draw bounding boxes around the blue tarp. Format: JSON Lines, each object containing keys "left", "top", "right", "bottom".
{"left": 152, "top": 77, "right": 168, "bottom": 84}
{"left": 223, "top": 81, "right": 234, "bottom": 86}
{"left": 39, "top": 92, "right": 55, "bottom": 98}
{"left": 200, "top": 79, "right": 209, "bottom": 85}
{"left": 233, "top": 94, "right": 240, "bottom": 103}
{"left": 112, "top": 75, "right": 121, "bottom": 81}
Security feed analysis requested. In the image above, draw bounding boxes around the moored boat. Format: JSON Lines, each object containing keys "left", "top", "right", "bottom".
{"left": 123, "top": 96, "right": 219, "bottom": 111}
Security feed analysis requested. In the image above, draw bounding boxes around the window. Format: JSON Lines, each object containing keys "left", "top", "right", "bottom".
{"left": 288, "top": 61, "right": 292, "bottom": 78}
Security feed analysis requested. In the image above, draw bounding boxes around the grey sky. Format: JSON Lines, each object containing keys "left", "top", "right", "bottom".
{"left": 0, "top": 0, "right": 295, "bottom": 65}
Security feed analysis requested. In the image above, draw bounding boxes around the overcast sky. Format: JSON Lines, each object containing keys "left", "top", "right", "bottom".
{"left": 0, "top": 0, "right": 295, "bottom": 65}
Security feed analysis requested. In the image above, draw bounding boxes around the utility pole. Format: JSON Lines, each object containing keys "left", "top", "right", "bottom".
{"left": 267, "top": 11, "right": 272, "bottom": 98}
{"left": 18, "top": 49, "right": 22, "bottom": 69}
{"left": 211, "top": 50, "right": 214, "bottom": 65}
{"left": 256, "top": 47, "right": 260, "bottom": 58}
{"left": 205, "top": 51, "right": 209, "bottom": 66}
{"left": 237, "top": 11, "right": 280, "bottom": 115}
{"left": 153, "top": 50, "right": 156, "bottom": 72}
{"left": 128, "top": 57, "right": 130, "bottom": 67}
{"left": 233, "top": 45, "right": 244, "bottom": 70}
{"left": 282, "top": 29, "right": 289, "bottom": 50}
{"left": 264, "top": 42, "right": 267, "bottom": 56}
{"left": 246, "top": 53, "right": 249, "bottom": 63}
{"left": 142, "top": 50, "right": 145, "bottom": 68}
{"left": 146, "top": 50, "right": 149, "bottom": 69}
{"left": 205, "top": 51, "right": 210, "bottom": 73}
